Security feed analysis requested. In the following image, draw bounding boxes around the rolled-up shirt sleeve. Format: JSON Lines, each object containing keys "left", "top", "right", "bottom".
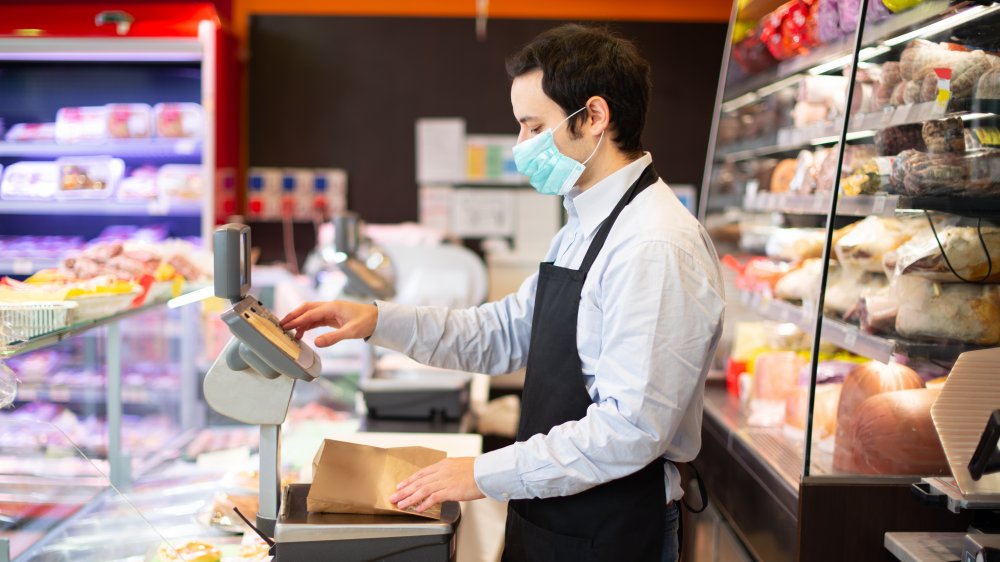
{"left": 473, "top": 240, "right": 725, "bottom": 501}
{"left": 368, "top": 271, "right": 538, "bottom": 376}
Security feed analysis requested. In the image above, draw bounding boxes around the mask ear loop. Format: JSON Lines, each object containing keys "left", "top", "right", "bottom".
{"left": 582, "top": 130, "right": 605, "bottom": 165}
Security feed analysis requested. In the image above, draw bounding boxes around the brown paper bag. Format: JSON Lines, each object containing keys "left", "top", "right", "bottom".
{"left": 306, "top": 438, "right": 447, "bottom": 519}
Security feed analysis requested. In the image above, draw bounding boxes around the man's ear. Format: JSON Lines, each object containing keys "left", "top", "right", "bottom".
{"left": 584, "top": 96, "right": 611, "bottom": 137}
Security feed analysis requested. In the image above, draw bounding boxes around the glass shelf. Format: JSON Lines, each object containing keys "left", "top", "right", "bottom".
{"left": 0, "top": 199, "right": 202, "bottom": 217}
{"left": 0, "top": 139, "right": 201, "bottom": 159}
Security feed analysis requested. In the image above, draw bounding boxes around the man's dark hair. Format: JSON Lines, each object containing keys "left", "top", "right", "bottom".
{"left": 507, "top": 24, "right": 651, "bottom": 158}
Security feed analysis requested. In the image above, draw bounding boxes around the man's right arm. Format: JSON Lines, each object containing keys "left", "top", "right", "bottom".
{"left": 368, "top": 271, "right": 538, "bottom": 375}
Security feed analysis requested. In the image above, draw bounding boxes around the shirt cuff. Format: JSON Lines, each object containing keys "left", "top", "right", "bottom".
{"left": 367, "top": 300, "right": 417, "bottom": 351}
{"left": 473, "top": 445, "right": 523, "bottom": 502}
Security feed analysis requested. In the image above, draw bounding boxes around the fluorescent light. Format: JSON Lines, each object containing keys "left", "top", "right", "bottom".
{"left": 756, "top": 75, "right": 803, "bottom": 98}
{"left": 722, "top": 93, "right": 758, "bottom": 113}
{"left": 883, "top": 4, "right": 998, "bottom": 46}
{"left": 809, "top": 54, "right": 854, "bottom": 76}
{"left": 167, "top": 286, "right": 214, "bottom": 309}
{"left": 961, "top": 113, "right": 992, "bottom": 121}
{"left": 811, "top": 135, "right": 842, "bottom": 145}
{"left": 846, "top": 129, "right": 876, "bottom": 140}
{"left": 858, "top": 46, "right": 891, "bottom": 62}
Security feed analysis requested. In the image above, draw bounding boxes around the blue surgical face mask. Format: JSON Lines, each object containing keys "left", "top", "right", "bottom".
{"left": 513, "top": 107, "right": 605, "bottom": 196}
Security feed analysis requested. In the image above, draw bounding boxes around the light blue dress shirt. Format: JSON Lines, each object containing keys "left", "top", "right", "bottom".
{"left": 369, "top": 153, "right": 725, "bottom": 503}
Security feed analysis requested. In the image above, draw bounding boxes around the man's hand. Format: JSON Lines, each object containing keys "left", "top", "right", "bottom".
{"left": 280, "top": 301, "right": 378, "bottom": 347}
{"left": 389, "top": 457, "right": 486, "bottom": 513}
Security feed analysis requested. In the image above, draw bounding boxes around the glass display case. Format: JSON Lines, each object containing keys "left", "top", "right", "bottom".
{"left": 696, "top": 0, "right": 997, "bottom": 560}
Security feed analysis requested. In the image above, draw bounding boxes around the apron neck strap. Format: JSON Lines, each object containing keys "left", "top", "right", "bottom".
{"left": 578, "top": 163, "right": 659, "bottom": 275}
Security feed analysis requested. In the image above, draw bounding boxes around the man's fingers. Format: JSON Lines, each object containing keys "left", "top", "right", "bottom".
{"left": 280, "top": 302, "right": 318, "bottom": 326}
{"left": 282, "top": 307, "right": 327, "bottom": 331}
{"left": 314, "top": 320, "right": 362, "bottom": 347}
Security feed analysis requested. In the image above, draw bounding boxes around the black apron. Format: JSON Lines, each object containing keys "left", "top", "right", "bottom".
{"left": 503, "top": 164, "right": 667, "bottom": 562}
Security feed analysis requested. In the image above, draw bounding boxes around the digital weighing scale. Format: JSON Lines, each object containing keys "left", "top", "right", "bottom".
{"left": 202, "top": 224, "right": 459, "bottom": 561}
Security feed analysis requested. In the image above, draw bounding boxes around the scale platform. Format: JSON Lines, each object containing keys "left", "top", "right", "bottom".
{"left": 273, "top": 484, "right": 461, "bottom": 562}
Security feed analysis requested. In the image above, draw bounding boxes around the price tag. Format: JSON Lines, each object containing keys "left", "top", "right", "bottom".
{"left": 12, "top": 259, "right": 33, "bottom": 275}
{"left": 843, "top": 330, "right": 858, "bottom": 349}
{"left": 872, "top": 195, "right": 887, "bottom": 214}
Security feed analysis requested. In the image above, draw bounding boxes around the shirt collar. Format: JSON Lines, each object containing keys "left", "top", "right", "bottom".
{"left": 565, "top": 152, "right": 653, "bottom": 239}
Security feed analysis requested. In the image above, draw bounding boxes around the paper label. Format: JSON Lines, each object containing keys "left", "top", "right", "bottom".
{"left": 935, "top": 68, "right": 952, "bottom": 110}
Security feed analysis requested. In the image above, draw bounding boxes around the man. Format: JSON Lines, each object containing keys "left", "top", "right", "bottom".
{"left": 282, "top": 24, "right": 725, "bottom": 562}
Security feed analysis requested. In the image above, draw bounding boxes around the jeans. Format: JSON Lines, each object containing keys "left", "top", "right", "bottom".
{"left": 663, "top": 501, "right": 680, "bottom": 562}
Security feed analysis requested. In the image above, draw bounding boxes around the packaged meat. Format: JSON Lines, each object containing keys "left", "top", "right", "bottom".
{"left": 732, "top": 27, "right": 779, "bottom": 74}
{"left": 786, "top": 382, "right": 842, "bottom": 439}
{"left": 833, "top": 361, "right": 923, "bottom": 472}
{"left": 54, "top": 106, "right": 107, "bottom": 143}
{"left": 766, "top": 228, "right": 826, "bottom": 261}
{"left": 825, "top": 268, "right": 887, "bottom": 316}
{"left": 775, "top": 258, "right": 825, "bottom": 303}
{"left": 844, "top": 388, "right": 949, "bottom": 475}
{"left": 770, "top": 158, "right": 799, "bottom": 193}
{"left": 788, "top": 150, "right": 820, "bottom": 193}
{"left": 892, "top": 148, "right": 1000, "bottom": 197}
{"left": 874, "top": 124, "right": 926, "bottom": 156}
{"left": 838, "top": 0, "right": 890, "bottom": 35}
{"left": 895, "top": 275, "right": 1000, "bottom": 345}
{"left": 834, "top": 216, "right": 919, "bottom": 272}
{"left": 0, "top": 161, "right": 59, "bottom": 200}
{"left": 840, "top": 156, "right": 894, "bottom": 195}
{"left": 154, "top": 102, "right": 203, "bottom": 138}
{"left": 4, "top": 122, "right": 56, "bottom": 142}
{"left": 749, "top": 351, "right": 808, "bottom": 427}
{"left": 814, "top": 0, "right": 843, "bottom": 44}
{"left": 891, "top": 224, "right": 1000, "bottom": 283}
{"left": 104, "top": 103, "right": 152, "bottom": 139}
{"left": 923, "top": 117, "right": 966, "bottom": 154}
{"left": 116, "top": 166, "right": 159, "bottom": 201}
{"left": 157, "top": 164, "right": 203, "bottom": 201}
{"left": 55, "top": 156, "right": 124, "bottom": 199}
{"left": 723, "top": 255, "right": 794, "bottom": 293}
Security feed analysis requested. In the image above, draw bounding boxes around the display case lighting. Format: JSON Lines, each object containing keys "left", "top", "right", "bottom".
{"left": 882, "top": 4, "right": 998, "bottom": 46}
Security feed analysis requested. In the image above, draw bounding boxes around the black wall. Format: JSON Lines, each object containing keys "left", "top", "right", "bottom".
{"left": 249, "top": 16, "right": 725, "bottom": 223}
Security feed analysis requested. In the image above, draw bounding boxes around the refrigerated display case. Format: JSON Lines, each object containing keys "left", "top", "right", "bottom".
{"left": 0, "top": 3, "right": 239, "bottom": 279}
{"left": 696, "top": 1, "right": 998, "bottom": 560}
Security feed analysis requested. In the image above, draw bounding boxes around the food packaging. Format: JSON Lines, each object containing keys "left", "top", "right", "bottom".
{"left": 55, "top": 106, "right": 107, "bottom": 143}
{"left": 923, "top": 117, "right": 966, "bottom": 154}
{"left": 874, "top": 124, "right": 926, "bottom": 156}
{"left": 116, "top": 166, "right": 159, "bottom": 201}
{"left": 895, "top": 275, "right": 1000, "bottom": 345}
{"left": 825, "top": 268, "right": 887, "bottom": 316}
{"left": 844, "top": 388, "right": 949, "bottom": 475}
{"left": 840, "top": 156, "right": 894, "bottom": 196}
{"left": 55, "top": 156, "right": 124, "bottom": 199}
{"left": 105, "top": 103, "right": 152, "bottom": 139}
{"left": 732, "top": 27, "right": 779, "bottom": 74}
{"left": 785, "top": 382, "right": 842, "bottom": 439}
{"left": 0, "top": 161, "right": 60, "bottom": 200}
{"left": 157, "top": 164, "right": 203, "bottom": 201}
{"left": 154, "top": 102, "right": 203, "bottom": 138}
{"left": 833, "top": 361, "right": 923, "bottom": 472}
{"left": 891, "top": 148, "right": 1000, "bottom": 197}
{"left": 834, "top": 216, "right": 920, "bottom": 272}
{"left": 4, "top": 123, "right": 56, "bottom": 142}
{"left": 775, "top": 258, "right": 825, "bottom": 303}
{"left": 307, "top": 438, "right": 446, "bottom": 519}
{"left": 882, "top": 0, "right": 923, "bottom": 11}
{"left": 770, "top": 158, "right": 799, "bottom": 193}
{"left": 813, "top": 0, "right": 844, "bottom": 44}
{"left": 838, "top": 0, "right": 891, "bottom": 35}
{"left": 765, "top": 228, "right": 826, "bottom": 261}
{"left": 889, "top": 224, "right": 1000, "bottom": 283}
{"left": 749, "top": 351, "right": 808, "bottom": 427}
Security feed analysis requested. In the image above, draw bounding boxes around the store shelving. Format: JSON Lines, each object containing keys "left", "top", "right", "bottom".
{"left": 0, "top": 256, "right": 61, "bottom": 276}
{"left": 0, "top": 139, "right": 201, "bottom": 159}
{"left": 723, "top": 0, "right": 973, "bottom": 104}
{"left": 741, "top": 192, "right": 1000, "bottom": 218}
{"left": 0, "top": 199, "right": 202, "bottom": 217}
{"left": 14, "top": 383, "right": 178, "bottom": 406}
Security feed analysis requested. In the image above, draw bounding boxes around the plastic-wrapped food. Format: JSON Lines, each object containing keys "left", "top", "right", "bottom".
{"left": 723, "top": 255, "right": 795, "bottom": 293}
{"left": 838, "top": 0, "right": 890, "bottom": 35}
{"left": 834, "top": 216, "right": 920, "bottom": 272}
{"left": 55, "top": 106, "right": 107, "bottom": 143}
{"left": 116, "top": 166, "right": 159, "bottom": 201}
{"left": 105, "top": 103, "right": 152, "bottom": 139}
{"left": 875, "top": 124, "right": 926, "bottom": 156}
{"left": 874, "top": 61, "right": 903, "bottom": 109}
{"left": 890, "top": 81, "right": 909, "bottom": 106}
{"left": 895, "top": 275, "right": 1000, "bottom": 344}
{"left": 923, "top": 117, "right": 966, "bottom": 154}
{"left": 157, "top": 164, "right": 203, "bottom": 201}
{"left": 154, "top": 102, "right": 203, "bottom": 138}
{"left": 789, "top": 150, "right": 817, "bottom": 193}
{"left": 0, "top": 362, "right": 17, "bottom": 409}
{"left": 770, "top": 158, "right": 799, "bottom": 193}
{"left": 792, "top": 101, "right": 831, "bottom": 127}
{"left": 890, "top": 225, "right": 1000, "bottom": 283}
{"left": 833, "top": 361, "right": 923, "bottom": 472}
{"left": 0, "top": 161, "right": 59, "bottom": 200}
{"left": 775, "top": 258, "right": 825, "bottom": 302}
{"left": 4, "top": 122, "right": 56, "bottom": 142}
{"left": 732, "top": 27, "right": 779, "bottom": 74}
{"left": 845, "top": 388, "right": 948, "bottom": 475}
{"left": 850, "top": 285, "right": 899, "bottom": 335}
{"left": 749, "top": 351, "right": 808, "bottom": 427}
{"left": 55, "top": 156, "right": 124, "bottom": 199}
{"left": 898, "top": 40, "right": 998, "bottom": 99}
{"left": 841, "top": 156, "right": 894, "bottom": 195}
{"left": 892, "top": 149, "right": 1000, "bottom": 197}
{"left": 813, "top": 0, "right": 843, "bottom": 44}
{"left": 974, "top": 67, "right": 1000, "bottom": 115}
{"left": 825, "top": 268, "right": 888, "bottom": 316}
{"left": 786, "top": 382, "right": 842, "bottom": 438}
{"left": 766, "top": 228, "right": 827, "bottom": 261}
{"left": 761, "top": 2, "right": 800, "bottom": 61}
